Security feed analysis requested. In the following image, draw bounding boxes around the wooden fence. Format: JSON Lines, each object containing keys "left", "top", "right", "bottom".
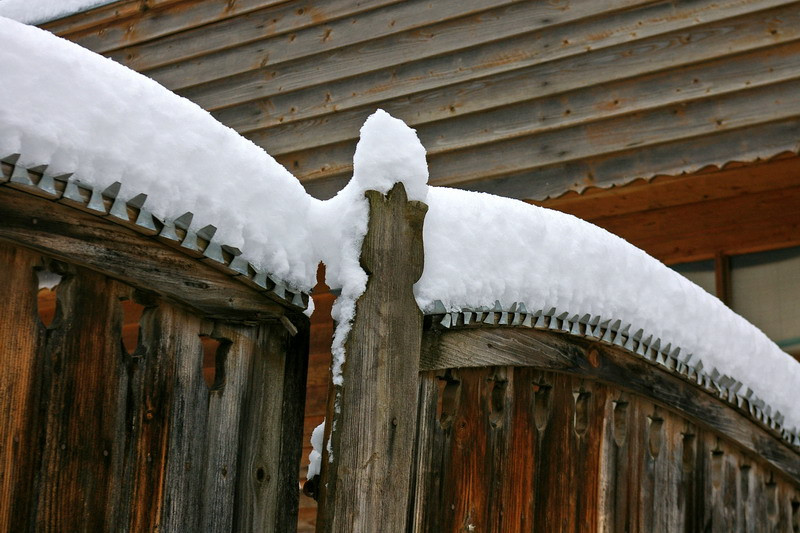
{"left": 315, "top": 183, "right": 800, "bottom": 532}
{"left": 1, "top": 156, "right": 799, "bottom": 532}
{"left": 0, "top": 158, "right": 309, "bottom": 532}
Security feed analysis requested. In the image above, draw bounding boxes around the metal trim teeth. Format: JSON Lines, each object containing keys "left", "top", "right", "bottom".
{"left": 1, "top": 156, "right": 310, "bottom": 311}
{"left": 424, "top": 300, "right": 800, "bottom": 449}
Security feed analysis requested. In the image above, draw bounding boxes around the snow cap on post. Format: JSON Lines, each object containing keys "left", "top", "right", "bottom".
{"left": 351, "top": 109, "right": 429, "bottom": 202}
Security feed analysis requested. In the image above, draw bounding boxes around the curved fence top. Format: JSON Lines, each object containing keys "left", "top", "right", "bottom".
{"left": 3, "top": 13, "right": 799, "bottom": 444}
{"left": 0, "top": 17, "right": 318, "bottom": 293}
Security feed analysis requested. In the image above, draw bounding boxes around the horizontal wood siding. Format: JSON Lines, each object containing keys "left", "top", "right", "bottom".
{"left": 50, "top": 0, "right": 800, "bottom": 200}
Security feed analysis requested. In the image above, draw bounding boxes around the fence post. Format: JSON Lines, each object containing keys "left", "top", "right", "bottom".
{"left": 318, "top": 182, "right": 427, "bottom": 532}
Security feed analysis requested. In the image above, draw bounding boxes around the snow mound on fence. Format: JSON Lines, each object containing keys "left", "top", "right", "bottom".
{"left": 0, "top": 17, "right": 318, "bottom": 291}
{"left": 417, "top": 187, "right": 800, "bottom": 431}
{"left": 2, "top": 16, "right": 799, "bottom": 434}
{"left": 313, "top": 109, "right": 429, "bottom": 385}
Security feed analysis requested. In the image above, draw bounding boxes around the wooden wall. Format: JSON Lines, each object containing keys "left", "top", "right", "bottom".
{"left": 37, "top": 2, "right": 800, "bottom": 530}
{"left": 44, "top": 0, "right": 800, "bottom": 201}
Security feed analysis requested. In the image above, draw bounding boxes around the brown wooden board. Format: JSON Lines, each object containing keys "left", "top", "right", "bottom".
{"left": 459, "top": 116, "right": 800, "bottom": 202}
{"left": 182, "top": 0, "right": 769, "bottom": 111}
{"left": 584, "top": 182, "right": 800, "bottom": 265}
{"left": 0, "top": 243, "right": 46, "bottom": 531}
{"left": 245, "top": 37, "right": 800, "bottom": 157}
{"left": 0, "top": 187, "right": 284, "bottom": 322}
{"left": 206, "top": 0, "right": 800, "bottom": 141}
{"left": 134, "top": 0, "right": 511, "bottom": 89}
{"left": 317, "top": 184, "right": 427, "bottom": 532}
{"left": 282, "top": 72, "right": 800, "bottom": 187}
{"left": 0, "top": 240, "right": 310, "bottom": 531}
{"left": 412, "top": 365, "right": 800, "bottom": 532}
{"left": 420, "top": 326, "right": 800, "bottom": 485}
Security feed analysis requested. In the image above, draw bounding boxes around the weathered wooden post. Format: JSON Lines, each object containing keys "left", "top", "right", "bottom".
{"left": 317, "top": 182, "right": 428, "bottom": 532}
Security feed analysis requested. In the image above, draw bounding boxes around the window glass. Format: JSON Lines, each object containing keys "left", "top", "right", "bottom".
{"left": 730, "top": 246, "right": 800, "bottom": 356}
{"left": 671, "top": 259, "right": 716, "bottom": 297}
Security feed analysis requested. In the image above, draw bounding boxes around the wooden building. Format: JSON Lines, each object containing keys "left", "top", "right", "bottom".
{"left": 4, "top": 0, "right": 799, "bottom": 530}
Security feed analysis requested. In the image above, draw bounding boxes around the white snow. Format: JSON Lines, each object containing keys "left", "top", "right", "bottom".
{"left": 36, "top": 270, "right": 62, "bottom": 290}
{"left": 417, "top": 188, "right": 800, "bottom": 431}
{"left": 306, "top": 421, "right": 325, "bottom": 480}
{"left": 0, "top": 17, "right": 319, "bottom": 292}
{"left": 312, "top": 110, "right": 429, "bottom": 385}
{"left": 0, "top": 0, "right": 116, "bottom": 24}
{"left": 2, "top": 15, "right": 799, "bottom": 452}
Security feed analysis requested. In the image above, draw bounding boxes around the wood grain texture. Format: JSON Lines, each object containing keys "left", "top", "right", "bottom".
{"left": 55, "top": 0, "right": 800, "bottom": 202}
{"left": 460, "top": 116, "right": 800, "bottom": 202}
{"left": 0, "top": 187, "right": 284, "bottom": 321}
{"left": 420, "top": 326, "right": 800, "bottom": 485}
{"left": 317, "top": 183, "right": 427, "bottom": 533}
{"left": 537, "top": 155, "right": 800, "bottom": 220}
{"left": 136, "top": 0, "right": 508, "bottom": 90}
{"left": 0, "top": 240, "right": 310, "bottom": 531}
{"left": 534, "top": 155, "right": 800, "bottom": 266}
{"left": 284, "top": 71, "right": 800, "bottom": 188}
{"left": 246, "top": 35, "right": 800, "bottom": 161}
{"left": 106, "top": 0, "right": 403, "bottom": 72}
{"left": 0, "top": 244, "right": 45, "bottom": 532}
{"left": 185, "top": 0, "right": 768, "bottom": 111}
{"left": 585, "top": 182, "right": 800, "bottom": 265}
{"left": 412, "top": 366, "right": 800, "bottom": 532}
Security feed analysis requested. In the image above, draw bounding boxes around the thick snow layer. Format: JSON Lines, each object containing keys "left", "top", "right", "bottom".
{"left": 0, "top": 0, "right": 116, "bottom": 24}
{"left": 313, "top": 110, "right": 429, "bottom": 385}
{"left": 0, "top": 17, "right": 318, "bottom": 291}
{"left": 2, "top": 15, "right": 799, "bottom": 448}
{"left": 416, "top": 187, "right": 800, "bottom": 430}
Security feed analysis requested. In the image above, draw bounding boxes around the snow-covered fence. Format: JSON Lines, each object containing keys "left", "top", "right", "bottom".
{"left": 0, "top": 156, "right": 310, "bottom": 532}
{"left": 312, "top": 180, "right": 800, "bottom": 532}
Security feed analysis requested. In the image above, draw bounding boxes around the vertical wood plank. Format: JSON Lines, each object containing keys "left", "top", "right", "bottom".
{"left": 0, "top": 243, "right": 42, "bottom": 531}
{"left": 497, "top": 367, "right": 536, "bottom": 532}
{"left": 121, "top": 300, "right": 187, "bottom": 533}
{"left": 409, "top": 370, "right": 445, "bottom": 532}
{"left": 319, "top": 183, "right": 427, "bottom": 533}
{"left": 200, "top": 323, "right": 254, "bottom": 532}
{"left": 234, "top": 320, "right": 309, "bottom": 533}
{"left": 158, "top": 306, "right": 208, "bottom": 532}
{"left": 446, "top": 366, "right": 490, "bottom": 532}
{"left": 410, "top": 368, "right": 459, "bottom": 533}
{"left": 30, "top": 266, "right": 129, "bottom": 532}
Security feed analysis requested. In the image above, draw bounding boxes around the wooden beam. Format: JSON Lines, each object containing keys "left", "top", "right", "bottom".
{"left": 0, "top": 187, "right": 285, "bottom": 322}
{"left": 420, "top": 326, "right": 800, "bottom": 485}
{"left": 317, "top": 184, "right": 428, "bottom": 532}
{"left": 535, "top": 156, "right": 800, "bottom": 265}
{"left": 586, "top": 184, "right": 800, "bottom": 265}
{"left": 536, "top": 155, "right": 800, "bottom": 220}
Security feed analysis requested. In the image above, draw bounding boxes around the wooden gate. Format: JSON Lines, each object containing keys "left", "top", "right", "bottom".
{"left": 0, "top": 157, "right": 309, "bottom": 532}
